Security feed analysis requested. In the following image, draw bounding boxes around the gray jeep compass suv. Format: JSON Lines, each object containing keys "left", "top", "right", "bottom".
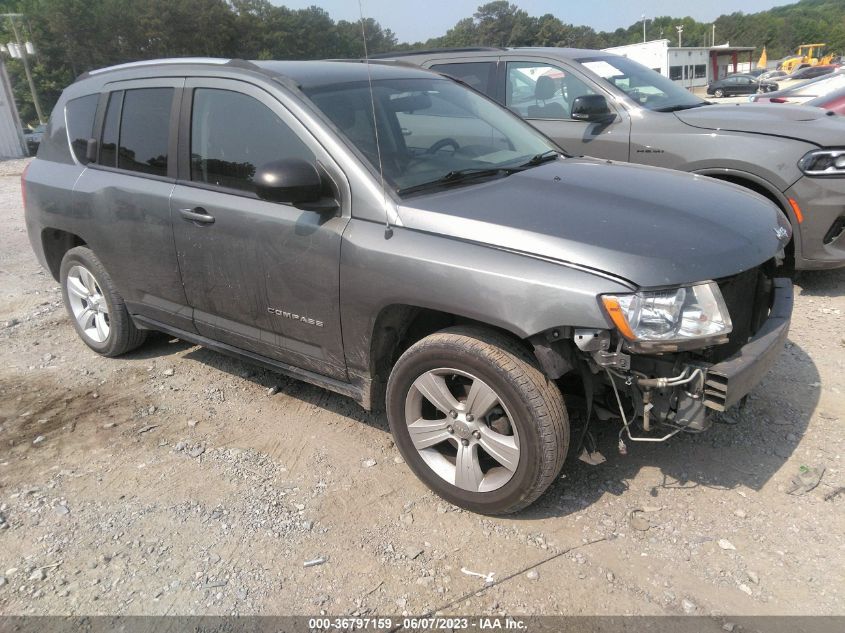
{"left": 24, "top": 58, "right": 792, "bottom": 514}
{"left": 384, "top": 47, "right": 845, "bottom": 270}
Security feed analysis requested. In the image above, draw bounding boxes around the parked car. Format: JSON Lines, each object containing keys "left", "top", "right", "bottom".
{"left": 23, "top": 123, "right": 46, "bottom": 154}
{"left": 749, "top": 70, "right": 845, "bottom": 104}
{"left": 388, "top": 46, "right": 845, "bottom": 270}
{"left": 759, "top": 69, "right": 788, "bottom": 82}
{"left": 775, "top": 64, "right": 838, "bottom": 90}
{"left": 706, "top": 74, "right": 778, "bottom": 97}
{"left": 806, "top": 85, "right": 845, "bottom": 115}
{"left": 787, "top": 64, "right": 837, "bottom": 81}
{"left": 24, "top": 58, "right": 793, "bottom": 514}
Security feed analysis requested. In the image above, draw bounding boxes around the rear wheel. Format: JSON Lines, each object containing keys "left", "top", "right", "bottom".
{"left": 386, "top": 326, "right": 568, "bottom": 515}
{"left": 60, "top": 246, "right": 146, "bottom": 357}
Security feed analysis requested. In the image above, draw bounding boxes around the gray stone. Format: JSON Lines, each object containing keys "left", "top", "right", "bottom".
{"left": 362, "top": 458, "right": 377, "bottom": 468}
{"left": 405, "top": 546, "right": 424, "bottom": 560}
{"left": 526, "top": 570, "right": 540, "bottom": 581}
{"left": 163, "top": 368, "right": 175, "bottom": 377}
{"left": 189, "top": 446, "right": 205, "bottom": 458}
{"left": 32, "top": 435, "right": 45, "bottom": 445}
{"left": 681, "top": 599, "right": 697, "bottom": 614}
{"left": 28, "top": 568, "right": 46, "bottom": 582}
{"left": 54, "top": 504, "right": 69, "bottom": 515}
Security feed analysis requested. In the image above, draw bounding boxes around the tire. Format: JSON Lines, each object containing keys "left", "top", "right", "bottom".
{"left": 386, "top": 326, "right": 569, "bottom": 515}
{"left": 60, "top": 246, "right": 146, "bottom": 357}
{"left": 714, "top": 88, "right": 725, "bottom": 98}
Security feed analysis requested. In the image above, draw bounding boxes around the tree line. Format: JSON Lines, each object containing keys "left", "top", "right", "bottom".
{"left": 1, "top": 0, "right": 843, "bottom": 125}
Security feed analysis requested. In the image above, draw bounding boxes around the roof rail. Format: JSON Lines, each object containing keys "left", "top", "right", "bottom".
{"left": 76, "top": 57, "right": 259, "bottom": 82}
{"left": 369, "top": 47, "right": 505, "bottom": 59}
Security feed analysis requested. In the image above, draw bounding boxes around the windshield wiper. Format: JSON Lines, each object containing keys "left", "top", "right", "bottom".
{"left": 396, "top": 167, "right": 515, "bottom": 196}
{"left": 653, "top": 102, "right": 710, "bottom": 113}
{"left": 518, "top": 149, "right": 561, "bottom": 167}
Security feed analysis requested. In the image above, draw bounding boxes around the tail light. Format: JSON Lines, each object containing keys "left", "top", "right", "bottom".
{"left": 771, "top": 98, "right": 788, "bottom": 103}
{"left": 21, "top": 161, "right": 29, "bottom": 209}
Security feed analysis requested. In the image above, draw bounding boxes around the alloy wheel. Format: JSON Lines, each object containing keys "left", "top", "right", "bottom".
{"left": 65, "top": 264, "right": 110, "bottom": 343}
{"left": 403, "top": 368, "right": 520, "bottom": 493}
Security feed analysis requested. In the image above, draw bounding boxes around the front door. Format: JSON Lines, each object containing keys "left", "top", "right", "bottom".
{"left": 502, "top": 59, "right": 630, "bottom": 161}
{"left": 171, "top": 78, "right": 349, "bottom": 379}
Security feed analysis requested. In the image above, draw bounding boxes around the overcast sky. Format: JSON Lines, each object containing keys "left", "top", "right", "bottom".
{"left": 276, "top": 1, "right": 789, "bottom": 42}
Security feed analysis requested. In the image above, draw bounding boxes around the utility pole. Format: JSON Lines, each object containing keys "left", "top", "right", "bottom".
{"left": 676, "top": 24, "right": 684, "bottom": 48}
{"left": 2, "top": 13, "right": 43, "bottom": 123}
{"left": 642, "top": 14, "right": 647, "bottom": 43}
{"left": 712, "top": 24, "right": 716, "bottom": 47}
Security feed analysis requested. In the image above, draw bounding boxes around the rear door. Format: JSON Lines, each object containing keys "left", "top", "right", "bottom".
{"left": 500, "top": 58, "right": 630, "bottom": 161}
{"left": 73, "top": 78, "right": 194, "bottom": 332}
{"left": 170, "top": 78, "right": 349, "bottom": 379}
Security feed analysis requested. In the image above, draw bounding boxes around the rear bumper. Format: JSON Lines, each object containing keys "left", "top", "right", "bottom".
{"left": 703, "top": 278, "right": 793, "bottom": 411}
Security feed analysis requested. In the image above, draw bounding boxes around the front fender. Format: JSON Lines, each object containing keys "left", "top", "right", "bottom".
{"left": 339, "top": 219, "right": 633, "bottom": 376}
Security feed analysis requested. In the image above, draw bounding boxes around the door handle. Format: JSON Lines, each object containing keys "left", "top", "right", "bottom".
{"left": 179, "top": 207, "right": 215, "bottom": 225}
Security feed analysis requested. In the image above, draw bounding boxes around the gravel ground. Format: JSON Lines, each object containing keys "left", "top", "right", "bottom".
{"left": 1, "top": 160, "right": 844, "bottom": 621}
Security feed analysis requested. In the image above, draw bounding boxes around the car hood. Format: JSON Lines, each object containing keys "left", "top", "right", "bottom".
{"left": 674, "top": 103, "right": 843, "bottom": 145}
{"left": 397, "top": 158, "right": 786, "bottom": 288}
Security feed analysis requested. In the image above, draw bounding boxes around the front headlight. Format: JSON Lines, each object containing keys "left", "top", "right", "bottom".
{"left": 798, "top": 148, "right": 845, "bottom": 176}
{"left": 601, "top": 281, "right": 732, "bottom": 345}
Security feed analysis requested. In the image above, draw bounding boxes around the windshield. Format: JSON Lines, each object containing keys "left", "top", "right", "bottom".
{"left": 576, "top": 55, "right": 705, "bottom": 112}
{"left": 303, "top": 77, "right": 558, "bottom": 194}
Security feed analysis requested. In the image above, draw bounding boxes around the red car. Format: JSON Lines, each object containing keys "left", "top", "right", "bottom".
{"left": 806, "top": 86, "right": 845, "bottom": 115}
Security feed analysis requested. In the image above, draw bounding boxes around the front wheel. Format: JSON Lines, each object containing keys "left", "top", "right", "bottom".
{"left": 714, "top": 88, "right": 725, "bottom": 98}
{"left": 386, "top": 327, "right": 568, "bottom": 515}
{"left": 60, "top": 246, "right": 146, "bottom": 357}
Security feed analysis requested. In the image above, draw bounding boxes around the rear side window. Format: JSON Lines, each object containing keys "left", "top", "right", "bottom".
{"left": 190, "top": 88, "right": 313, "bottom": 193}
{"left": 430, "top": 62, "right": 497, "bottom": 96}
{"left": 99, "top": 88, "right": 172, "bottom": 176}
{"left": 65, "top": 94, "right": 98, "bottom": 164}
{"left": 118, "top": 88, "right": 173, "bottom": 176}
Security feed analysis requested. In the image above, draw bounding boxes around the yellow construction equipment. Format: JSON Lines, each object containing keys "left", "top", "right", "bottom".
{"left": 779, "top": 43, "right": 833, "bottom": 73}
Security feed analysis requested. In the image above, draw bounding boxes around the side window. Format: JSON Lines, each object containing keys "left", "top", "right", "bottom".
{"left": 190, "top": 88, "right": 314, "bottom": 193}
{"left": 99, "top": 91, "right": 122, "bottom": 168}
{"left": 429, "top": 62, "right": 496, "bottom": 96}
{"left": 117, "top": 88, "right": 173, "bottom": 176}
{"left": 65, "top": 94, "right": 99, "bottom": 164}
{"left": 506, "top": 61, "right": 596, "bottom": 120}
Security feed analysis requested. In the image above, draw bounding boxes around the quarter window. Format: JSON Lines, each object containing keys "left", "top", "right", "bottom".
{"left": 190, "top": 88, "right": 314, "bottom": 193}
{"left": 65, "top": 94, "right": 99, "bottom": 164}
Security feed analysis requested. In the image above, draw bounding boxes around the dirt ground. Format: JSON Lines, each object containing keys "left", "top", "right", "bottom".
{"left": 0, "top": 160, "right": 843, "bottom": 623}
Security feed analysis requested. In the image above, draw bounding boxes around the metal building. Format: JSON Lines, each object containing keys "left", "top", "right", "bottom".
{"left": 0, "top": 59, "right": 28, "bottom": 158}
{"left": 603, "top": 39, "right": 757, "bottom": 89}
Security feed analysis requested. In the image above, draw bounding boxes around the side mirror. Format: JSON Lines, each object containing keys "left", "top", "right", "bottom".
{"left": 571, "top": 94, "right": 615, "bottom": 123}
{"left": 254, "top": 159, "right": 338, "bottom": 213}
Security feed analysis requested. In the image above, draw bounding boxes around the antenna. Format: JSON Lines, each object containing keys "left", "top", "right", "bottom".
{"left": 358, "top": 0, "right": 393, "bottom": 239}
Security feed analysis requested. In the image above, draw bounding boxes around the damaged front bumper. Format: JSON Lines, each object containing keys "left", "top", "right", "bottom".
{"left": 636, "top": 277, "right": 793, "bottom": 433}
{"left": 702, "top": 278, "right": 793, "bottom": 412}
{"left": 575, "top": 277, "right": 793, "bottom": 442}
